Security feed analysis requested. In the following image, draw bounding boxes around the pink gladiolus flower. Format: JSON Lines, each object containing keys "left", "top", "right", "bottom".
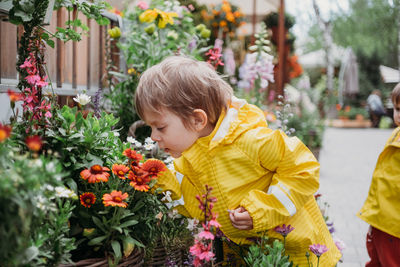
{"left": 25, "top": 74, "right": 41, "bottom": 86}
{"left": 309, "top": 244, "right": 329, "bottom": 257}
{"left": 20, "top": 59, "right": 33, "bottom": 69}
{"left": 36, "top": 76, "right": 48, "bottom": 88}
{"left": 136, "top": 1, "right": 148, "bottom": 10}
{"left": 198, "top": 230, "right": 214, "bottom": 240}
{"left": 209, "top": 218, "right": 221, "bottom": 228}
{"left": 274, "top": 224, "right": 295, "bottom": 237}
{"left": 199, "top": 250, "right": 214, "bottom": 261}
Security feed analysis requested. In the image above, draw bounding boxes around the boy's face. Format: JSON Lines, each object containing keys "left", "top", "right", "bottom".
{"left": 143, "top": 108, "right": 200, "bottom": 158}
{"left": 393, "top": 100, "right": 400, "bottom": 127}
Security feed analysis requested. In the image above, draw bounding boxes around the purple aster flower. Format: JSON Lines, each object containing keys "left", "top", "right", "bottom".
{"left": 309, "top": 244, "right": 329, "bottom": 257}
{"left": 274, "top": 224, "right": 295, "bottom": 237}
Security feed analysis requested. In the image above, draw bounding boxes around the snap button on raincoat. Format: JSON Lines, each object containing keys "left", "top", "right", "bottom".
{"left": 358, "top": 127, "right": 400, "bottom": 239}
{"left": 156, "top": 97, "right": 341, "bottom": 266}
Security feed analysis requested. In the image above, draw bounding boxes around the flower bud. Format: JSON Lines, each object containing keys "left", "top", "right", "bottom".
{"left": 200, "top": 28, "right": 211, "bottom": 39}
{"left": 144, "top": 23, "right": 155, "bottom": 35}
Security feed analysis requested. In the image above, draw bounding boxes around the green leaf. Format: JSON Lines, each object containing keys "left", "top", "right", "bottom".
{"left": 119, "top": 220, "right": 138, "bottom": 228}
{"left": 23, "top": 246, "right": 39, "bottom": 262}
{"left": 112, "top": 226, "right": 123, "bottom": 233}
{"left": 45, "top": 38, "right": 55, "bottom": 48}
{"left": 88, "top": 235, "right": 107, "bottom": 246}
{"left": 111, "top": 240, "right": 122, "bottom": 259}
{"left": 92, "top": 216, "right": 107, "bottom": 233}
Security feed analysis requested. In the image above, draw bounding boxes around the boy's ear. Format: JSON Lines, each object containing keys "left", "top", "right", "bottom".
{"left": 192, "top": 109, "right": 208, "bottom": 131}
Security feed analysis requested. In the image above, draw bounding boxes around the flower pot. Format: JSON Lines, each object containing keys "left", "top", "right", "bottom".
{"left": 59, "top": 247, "right": 144, "bottom": 267}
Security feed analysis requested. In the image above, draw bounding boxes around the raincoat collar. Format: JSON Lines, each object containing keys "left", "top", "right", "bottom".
{"left": 180, "top": 96, "right": 266, "bottom": 161}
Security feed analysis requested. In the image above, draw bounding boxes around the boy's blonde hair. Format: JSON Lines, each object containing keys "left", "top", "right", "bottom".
{"left": 392, "top": 83, "right": 400, "bottom": 105}
{"left": 135, "top": 56, "right": 233, "bottom": 128}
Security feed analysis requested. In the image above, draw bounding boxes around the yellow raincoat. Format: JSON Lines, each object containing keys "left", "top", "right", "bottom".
{"left": 358, "top": 127, "right": 400, "bottom": 239}
{"left": 157, "top": 97, "right": 341, "bottom": 266}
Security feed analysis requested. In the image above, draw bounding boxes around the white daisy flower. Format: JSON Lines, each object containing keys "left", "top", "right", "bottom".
{"left": 73, "top": 93, "right": 91, "bottom": 106}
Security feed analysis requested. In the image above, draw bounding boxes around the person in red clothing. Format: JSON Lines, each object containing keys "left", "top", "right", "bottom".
{"left": 358, "top": 83, "right": 400, "bottom": 267}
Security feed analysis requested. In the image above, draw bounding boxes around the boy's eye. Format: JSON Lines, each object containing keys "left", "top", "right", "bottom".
{"left": 157, "top": 126, "right": 165, "bottom": 131}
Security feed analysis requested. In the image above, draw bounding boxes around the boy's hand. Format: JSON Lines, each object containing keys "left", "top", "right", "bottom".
{"left": 228, "top": 206, "right": 253, "bottom": 230}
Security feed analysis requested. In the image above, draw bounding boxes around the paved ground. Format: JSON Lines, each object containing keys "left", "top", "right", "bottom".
{"left": 318, "top": 127, "right": 393, "bottom": 267}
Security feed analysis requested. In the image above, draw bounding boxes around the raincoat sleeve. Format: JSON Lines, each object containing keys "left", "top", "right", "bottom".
{"left": 240, "top": 129, "right": 320, "bottom": 232}
{"left": 154, "top": 168, "right": 182, "bottom": 201}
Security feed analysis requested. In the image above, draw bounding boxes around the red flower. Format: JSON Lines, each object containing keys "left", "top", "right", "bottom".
{"left": 112, "top": 164, "right": 130, "bottom": 179}
{"left": 0, "top": 124, "right": 12, "bottom": 143}
{"left": 80, "top": 192, "right": 96, "bottom": 208}
{"left": 103, "top": 190, "right": 129, "bottom": 208}
{"left": 7, "top": 89, "right": 24, "bottom": 102}
{"left": 25, "top": 135, "right": 42, "bottom": 152}
{"left": 80, "top": 165, "right": 110, "bottom": 183}
{"left": 141, "top": 159, "right": 167, "bottom": 178}
{"left": 123, "top": 148, "right": 143, "bottom": 167}
{"left": 128, "top": 167, "right": 151, "bottom": 192}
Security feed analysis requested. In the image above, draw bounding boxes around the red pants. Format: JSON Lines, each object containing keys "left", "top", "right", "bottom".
{"left": 366, "top": 226, "right": 400, "bottom": 267}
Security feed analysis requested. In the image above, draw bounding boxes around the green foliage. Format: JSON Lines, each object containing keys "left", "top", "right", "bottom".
{"left": 332, "top": 0, "right": 398, "bottom": 67}
{"left": 264, "top": 12, "right": 295, "bottom": 29}
{"left": 244, "top": 235, "right": 292, "bottom": 267}
{"left": 46, "top": 105, "right": 122, "bottom": 174}
{"left": 106, "top": 0, "right": 211, "bottom": 140}
{"left": 287, "top": 109, "right": 325, "bottom": 150}
{"left": 0, "top": 142, "right": 76, "bottom": 266}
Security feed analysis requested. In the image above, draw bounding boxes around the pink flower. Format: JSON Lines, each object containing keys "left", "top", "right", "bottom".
{"left": 198, "top": 229, "right": 214, "bottom": 240}
{"left": 136, "top": 1, "right": 148, "bottom": 10}
{"left": 189, "top": 241, "right": 203, "bottom": 256}
{"left": 309, "top": 244, "right": 329, "bottom": 257}
{"left": 25, "top": 74, "right": 41, "bottom": 86}
{"left": 20, "top": 59, "right": 33, "bottom": 69}
{"left": 274, "top": 224, "right": 295, "bottom": 237}
{"left": 199, "top": 250, "right": 214, "bottom": 261}
{"left": 36, "top": 76, "right": 48, "bottom": 88}
{"left": 334, "top": 237, "right": 346, "bottom": 252}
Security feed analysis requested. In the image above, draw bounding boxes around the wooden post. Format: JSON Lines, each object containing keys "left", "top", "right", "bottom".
{"left": 56, "top": 8, "right": 65, "bottom": 88}
{"left": 277, "top": 0, "right": 285, "bottom": 97}
{"left": 87, "top": 17, "right": 91, "bottom": 90}
{"left": 72, "top": 6, "right": 77, "bottom": 89}
{"left": 99, "top": 25, "right": 104, "bottom": 89}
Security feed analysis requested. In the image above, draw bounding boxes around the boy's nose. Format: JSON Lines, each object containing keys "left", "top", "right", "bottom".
{"left": 151, "top": 132, "right": 161, "bottom": 142}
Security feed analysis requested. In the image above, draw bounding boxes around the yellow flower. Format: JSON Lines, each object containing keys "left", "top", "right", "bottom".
{"left": 127, "top": 68, "right": 137, "bottom": 75}
{"left": 139, "top": 8, "right": 178, "bottom": 29}
{"left": 139, "top": 9, "right": 158, "bottom": 23}
{"left": 157, "top": 10, "right": 178, "bottom": 28}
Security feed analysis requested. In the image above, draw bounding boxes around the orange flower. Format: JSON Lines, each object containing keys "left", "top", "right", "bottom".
{"left": 80, "top": 165, "right": 110, "bottom": 183}
{"left": 226, "top": 12, "right": 235, "bottom": 22}
{"left": 128, "top": 168, "right": 151, "bottom": 192}
{"left": 345, "top": 106, "right": 351, "bottom": 112}
{"left": 141, "top": 159, "right": 167, "bottom": 178}
{"left": 7, "top": 89, "right": 24, "bottom": 102}
{"left": 336, "top": 104, "right": 342, "bottom": 111}
{"left": 219, "top": 20, "right": 227, "bottom": 27}
{"left": 0, "top": 124, "right": 12, "bottom": 143}
{"left": 80, "top": 192, "right": 96, "bottom": 208}
{"left": 103, "top": 190, "right": 129, "bottom": 208}
{"left": 112, "top": 164, "right": 130, "bottom": 179}
{"left": 123, "top": 148, "right": 143, "bottom": 167}
{"left": 25, "top": 135, "right": 42, "bottom": 152}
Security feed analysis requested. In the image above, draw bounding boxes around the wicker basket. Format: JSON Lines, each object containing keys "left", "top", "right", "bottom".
{"left": 59, "top": 248, "right": 144, "bottom": 267}
{"left": 147, "top": 240, "right": 183, "bottom": 266}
